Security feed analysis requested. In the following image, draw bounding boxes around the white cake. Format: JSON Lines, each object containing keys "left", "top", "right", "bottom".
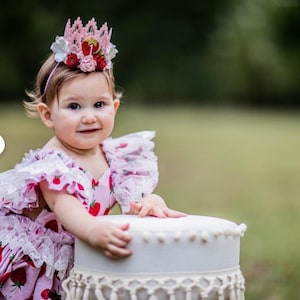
{"left": 63, "top": 215, "right": 247, "bottom": 300}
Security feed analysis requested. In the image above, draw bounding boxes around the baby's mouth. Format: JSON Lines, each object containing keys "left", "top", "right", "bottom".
{"left": 78, "top": 128, "right": 100, "bottom": 133}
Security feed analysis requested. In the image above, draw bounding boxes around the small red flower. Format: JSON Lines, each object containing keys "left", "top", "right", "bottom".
{"left": 65, "top": 53, "right": 80, "bottom": 68}
{"left": 11, "top": 267, "right": 27, "bottom": 288}
{"left": 94, "top": 54, "right": 107, "bottom": 70}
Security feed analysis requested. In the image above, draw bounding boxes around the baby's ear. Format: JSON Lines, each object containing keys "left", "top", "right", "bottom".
{"left": 113, "top": 98, "right": 120, "bottom": 112}
{"left": 37, "top": 103, "right": 54, "bottom": 128}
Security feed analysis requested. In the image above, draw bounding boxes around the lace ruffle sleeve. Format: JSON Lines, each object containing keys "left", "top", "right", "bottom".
{"left": 102, "top": 131, "right": 159, "bottom": 213}
{"left": 0, "top": 149, "right": 92, "bottom": 215}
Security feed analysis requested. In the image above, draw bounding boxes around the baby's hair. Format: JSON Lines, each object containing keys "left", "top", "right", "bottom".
{"left": 24, "top": 54, "right": 122, "bottom": 117}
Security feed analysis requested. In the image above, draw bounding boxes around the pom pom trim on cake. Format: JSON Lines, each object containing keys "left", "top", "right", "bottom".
{"left": 63, "top": 266, "right": 245, "bottom": 300}
{"left": 140, "top": 223, "right": 247, "bottom": 244}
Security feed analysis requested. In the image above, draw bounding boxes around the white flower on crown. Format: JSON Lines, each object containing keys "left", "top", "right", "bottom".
{"left": 107, "top": 44, "right": 118, "bottom": 61}
{"left": 50, "top": 36, "right": 69, "bottom": 63}
{"left": 105, "top": 44, "right": 118, "bottom": 70}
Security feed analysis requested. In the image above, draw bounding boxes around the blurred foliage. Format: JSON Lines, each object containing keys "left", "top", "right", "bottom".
{"left": 0, "top": 0, "right": 299, "bottom": 106}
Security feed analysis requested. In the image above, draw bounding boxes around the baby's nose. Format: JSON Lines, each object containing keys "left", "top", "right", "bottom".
{"left": 82, "top": 110, "right": 97, "bottom": 123}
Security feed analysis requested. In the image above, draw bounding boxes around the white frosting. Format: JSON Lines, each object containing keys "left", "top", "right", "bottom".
{"left": 63, "top": 215, "right": 246, "bottom": 300}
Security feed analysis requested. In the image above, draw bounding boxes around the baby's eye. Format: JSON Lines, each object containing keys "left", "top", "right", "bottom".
{"left": 68, "top": 103, "right": 81, "bottom": 110}
{"left": 95, "top": 101, "right": 105, "bottom": 108}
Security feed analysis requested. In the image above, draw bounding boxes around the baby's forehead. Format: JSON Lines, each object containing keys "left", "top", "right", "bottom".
{"left": 58, "top": 72, "right": 114, "bottom": 98}
{"left": 62, "top": 72, "right": 110, "bottom": 88}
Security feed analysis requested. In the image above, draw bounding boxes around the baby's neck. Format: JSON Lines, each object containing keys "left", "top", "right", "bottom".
{"left": 44, "top": 137, "right": 109, "bottom": 179}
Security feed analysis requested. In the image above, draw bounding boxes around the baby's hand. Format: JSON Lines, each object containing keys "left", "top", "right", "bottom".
{"left": 130, "top": 194, "right": 187, "bottom": 218}
{"left": 87, "top": 220, "right": 132, "bottom": 258}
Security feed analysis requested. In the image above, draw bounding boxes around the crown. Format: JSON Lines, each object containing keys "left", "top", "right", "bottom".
{"left": 50, "top": 17, "right": 118, "bottom": 72}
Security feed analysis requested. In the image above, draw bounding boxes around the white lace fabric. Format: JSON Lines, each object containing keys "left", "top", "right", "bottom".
{"left": 0, "top": 214, "right": 74, "bottom": 279}
{"left": 63, "top": 267, "right": 245, "bottom": 300}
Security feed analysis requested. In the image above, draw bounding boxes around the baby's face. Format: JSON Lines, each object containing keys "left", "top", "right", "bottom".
{"left": 45, "top": 72, "right": 120, "bottom": 152}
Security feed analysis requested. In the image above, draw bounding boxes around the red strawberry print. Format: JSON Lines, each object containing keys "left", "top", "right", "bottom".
{"left": 88, "top": 201, "right": 101, "bottom": 216}
{"left": 117, "top": 143, "right": 128, "bottom": 149}
{"left": 77, "top": 183, "right": 84, "bottom": 191}
{"left": 52, "top": 176, "right": 61, "bottom": 185}
{"left": 41, "top": 288, "right": 61, "bottom": 300}
{"left": 92, "top": 179, "right": 99, "bottom": 189}
{"left": 23, "top": 255, "right": 35, "bottom": 267}
{"left": 0, "top": 245, "right": 3, "bottom": 262}
{"left": 41, "top": 289, "right": 51, "bottom": 299}
{"left": 9, "top": 253, "right": 15, "bottom": 262}
{"left": 11, "top": 267, "right": 27, "bottom": 288}
{"left": 45, "top": 220, "right": 59, "bottom": 232}
{"left": 0, "top": 272, "right": 11, "bottom": 288}
{"left": 38, "top": 263, "right": 47, "bottom": 278}
{"left": 109, "top": 175, "right": 114, "bottom": 193}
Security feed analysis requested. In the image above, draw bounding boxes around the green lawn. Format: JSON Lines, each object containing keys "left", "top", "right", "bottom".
{"left": 1, "top": 104, "right": 300, "bottom": 299}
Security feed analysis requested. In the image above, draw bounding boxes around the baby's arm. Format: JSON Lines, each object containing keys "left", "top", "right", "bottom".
{"left": 39, "top": 181, "right": 132, "bottom": 258}
{"left": 129, "top": 194, "right": 187, "bottom": 218}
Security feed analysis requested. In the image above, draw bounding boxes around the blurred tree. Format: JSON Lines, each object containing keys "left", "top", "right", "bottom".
{"left": 0, "top": 0, "right": 299, "bottom": 107}
{"left": 204, "top": 0, "right": 300, "bottom": 106}
{"left": 0, "top": 0, "right": 234, "bottom": 104}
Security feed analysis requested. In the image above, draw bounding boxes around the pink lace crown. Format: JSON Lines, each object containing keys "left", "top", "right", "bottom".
{"left": 50, "top": 17, "right": 118, "bottom": 72}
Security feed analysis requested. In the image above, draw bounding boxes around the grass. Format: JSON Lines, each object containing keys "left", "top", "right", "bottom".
{"left": 1, "top": 104, "right": 300, "bottom": 299}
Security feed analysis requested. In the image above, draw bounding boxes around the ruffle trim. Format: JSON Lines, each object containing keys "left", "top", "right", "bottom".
{"left": 0, "top": 215, "right": 74, "bottom": 279}
{"left": 103, "top": 131, "right": 159, "bottom": 213}
{"left": 0, "top": 131, "right": 159, "bottom": 215}
{"left": 0, "top": 148, "right": 92, "bottom": 214}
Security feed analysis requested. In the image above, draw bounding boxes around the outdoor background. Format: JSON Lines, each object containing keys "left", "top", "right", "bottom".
{"left": 1, "top": 0, "right": 300, "bottom": 299}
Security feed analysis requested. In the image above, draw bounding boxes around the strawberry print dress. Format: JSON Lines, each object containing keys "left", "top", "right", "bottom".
{"left": 0, "top": 131, "right": 158, "bottom": 300}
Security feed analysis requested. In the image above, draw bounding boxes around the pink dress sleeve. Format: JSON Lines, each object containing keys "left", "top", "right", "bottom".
{"left": 102, "top": 131, "right": 159, "bottom": 213}
{"left": 0, "top": 148, "right": 92, "bottom": 215}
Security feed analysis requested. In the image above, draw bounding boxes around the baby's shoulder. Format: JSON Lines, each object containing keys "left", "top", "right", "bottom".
{"left": 102, "top": 131, "right": 156, "bottom": 157}
{"left": 16, "top": 148, "right": 77, "bottom": 171}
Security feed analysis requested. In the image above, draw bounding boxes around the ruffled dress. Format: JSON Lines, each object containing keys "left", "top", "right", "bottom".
{"left": 0, "top": 131, "right": 158, "bottom": 300}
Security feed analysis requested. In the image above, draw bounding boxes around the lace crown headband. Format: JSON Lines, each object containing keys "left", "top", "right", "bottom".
{"left": 44, "top": 17, "right": 118, "bottom": 92}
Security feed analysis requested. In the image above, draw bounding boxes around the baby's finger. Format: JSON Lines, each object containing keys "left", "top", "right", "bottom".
{"left": 104, "top": 244, "right": 132, "bottom": 258}
{"left": 163, "top": 208, "right": 187, "bottom": 218}
{"left": 129, "top": 202, "right": 142, "bottom": 214}
{"left": 108, "top": 235, "right": 130, "bottom": 248}
{"left": 152, "top": 206, "right": 167, "bottom": 218}
{"left": 138, "top": 205, "right": 153, "bottom": 217}
{"left": 115, "top": 224, "right": 132, "bottom": 242}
